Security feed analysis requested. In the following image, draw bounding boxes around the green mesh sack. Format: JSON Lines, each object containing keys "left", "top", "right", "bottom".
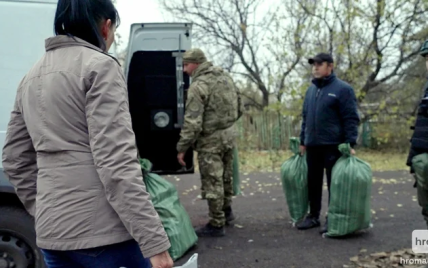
{"left": 139, "top": 159, "right": 197, "bottom": 260}
{"left": 233, "top": 147, "right": 241, "bottom": 196}
{"left": 412, "top": 153, "right": 428, "bottom": 189}
{"left": 326, "top": 144, "right": 372, "bottom": 237}
{"left": 280, "top": 137, "right": 308, "bottom": 223}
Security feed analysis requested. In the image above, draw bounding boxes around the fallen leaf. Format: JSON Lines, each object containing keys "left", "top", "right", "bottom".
{"left": 272, "top": 198, "right": 277, "bottom": 201}
{"left": 235, "top": 224, "right": 244, "bottom": 229}
{"left": 390, "top": 214, "right": 395, "bottom": 217}
{"left": 350, "top": 256, "right": 359, "bottom": 262}
{"left": 175, "top": 178, "right": 181, "bottom": 181}
{"left": 397, "top": 204, "right": 403, "bottom": 207}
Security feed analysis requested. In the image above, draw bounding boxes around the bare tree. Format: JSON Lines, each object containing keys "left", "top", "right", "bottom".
{"left": 160, "top": 0, "right": 428, "bottom": 120}
{"left": 294, "top": 0, "right": 428, "bottom": 121}
{"left": 159, "top": 0, "right": 310, "bottom": 109}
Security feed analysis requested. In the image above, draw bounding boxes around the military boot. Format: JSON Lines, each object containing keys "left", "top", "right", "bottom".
{"left": 224, "top": 207, "right": 236, "bottom": 225}
{"left": 195, "top": 223, "right": 225, "bottom": 237}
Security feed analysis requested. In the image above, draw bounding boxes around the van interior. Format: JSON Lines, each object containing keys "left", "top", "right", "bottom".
{"left": 127, "top": 50, "right": 194, "bottom": 174}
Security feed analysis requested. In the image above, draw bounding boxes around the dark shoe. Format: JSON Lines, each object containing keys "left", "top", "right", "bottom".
{"left": 195, "top": 223, "right": 225, "bottom": 237}
{"left": 296, "top": 215, "right": 320, "bottom": 230}
{"left": 224, "top": 207, "right": 236, "bottom": 224}
{"left": 319, "top": 217, "right": 328, "bottom": 234}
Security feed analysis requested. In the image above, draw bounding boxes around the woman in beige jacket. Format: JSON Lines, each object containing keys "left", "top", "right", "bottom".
{"left": 1, "top": 0, "right": 173, "bottom": 267}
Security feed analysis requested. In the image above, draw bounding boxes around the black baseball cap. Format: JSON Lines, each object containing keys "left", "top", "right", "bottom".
{"left": 308, "top": 53, "right": 334, "bottom": 64}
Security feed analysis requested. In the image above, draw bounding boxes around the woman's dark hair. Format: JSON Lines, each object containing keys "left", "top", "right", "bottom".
{"left": 54, "top": 0, "right": 120, "bottom": 51}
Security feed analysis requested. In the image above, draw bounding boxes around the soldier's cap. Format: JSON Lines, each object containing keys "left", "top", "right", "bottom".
{"left": 308, "top": 53, "right": 334, "bottom": 64}
{"left": 420, "top": 39, "right": 428, "bottom": 57}
{"left": 183, "top": 48, "right": 207, "bottom": 64}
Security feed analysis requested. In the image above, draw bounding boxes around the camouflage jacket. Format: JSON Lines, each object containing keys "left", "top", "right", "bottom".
{"left": 176, "top": 62, "right": 242, "bottom": 153}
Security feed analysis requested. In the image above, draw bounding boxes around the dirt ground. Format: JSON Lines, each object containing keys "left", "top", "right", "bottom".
{"left": 165, "top": 170, "right": 428, "bottom": 268}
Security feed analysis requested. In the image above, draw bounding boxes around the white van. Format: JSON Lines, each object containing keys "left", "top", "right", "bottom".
{"left": 0, "top": 0, "right": 117, "bottom": 169}
{"left": 0, "top": 1, "right": 58, "bottom": 267}
{"left": 0, "top": 1, "right": 193, "bottom": 267}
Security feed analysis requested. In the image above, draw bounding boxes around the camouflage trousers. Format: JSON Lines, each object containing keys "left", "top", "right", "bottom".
{"left": 417, "top": 183, "right": 428, "bottom": 229}
{"left": 198, "top": 148, "right": 234, "bottom": 227}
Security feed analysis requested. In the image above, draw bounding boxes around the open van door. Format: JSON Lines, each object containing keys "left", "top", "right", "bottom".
{"left": 124, "top": 23, "right": 194, "bottom": 175}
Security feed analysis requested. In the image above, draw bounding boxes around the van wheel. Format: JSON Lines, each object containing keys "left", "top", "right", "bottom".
{"left": 0, "top": 206, "right": 46, "bottom": 268}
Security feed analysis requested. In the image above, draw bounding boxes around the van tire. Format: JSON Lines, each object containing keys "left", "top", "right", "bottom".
{"left": 0, "top": 206, "right": 46, "bottom": 268}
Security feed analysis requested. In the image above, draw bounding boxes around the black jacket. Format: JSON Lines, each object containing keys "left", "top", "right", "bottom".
{"left": 300, "top": 72, "right": 360, "bottom": 147}
{"left": 407, "top": 80, "right": 428, "bottom": 173}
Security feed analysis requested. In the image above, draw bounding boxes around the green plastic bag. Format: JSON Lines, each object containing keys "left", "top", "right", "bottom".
{"left": 232, "top": 147, "right": 241, "bottom": 196}
{"left": 412, "top": 153, "right": 428, "bottom": 189}
{"left": 326, "top": 144, "right": 372, "bottom": 237}
{"left": 139, "top": 159, "right": 198, "bottom": 261}
{"left": 280, "top": 137, "right": 308, "bottom": 223}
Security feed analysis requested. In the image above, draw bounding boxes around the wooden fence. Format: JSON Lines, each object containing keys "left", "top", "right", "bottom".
{"left": 234, "top": 111, "right": 410, "bottom": 152}
{"left": 235, "top": 112, "right": 300, "bottom": 151}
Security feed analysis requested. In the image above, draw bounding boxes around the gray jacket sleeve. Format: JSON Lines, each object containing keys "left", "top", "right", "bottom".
{"left": 85, "top": 57, "right": 170, "bottom": 258}
{"left": 2, "top": 79, "right": 38, "bottom": 217}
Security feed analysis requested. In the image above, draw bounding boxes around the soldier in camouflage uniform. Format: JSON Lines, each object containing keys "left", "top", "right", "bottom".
{"left": 407, "top": 39, "right": 428, "bottom": 228}
{"left": 176, "top": 48, "right": 242, "bottom": 237}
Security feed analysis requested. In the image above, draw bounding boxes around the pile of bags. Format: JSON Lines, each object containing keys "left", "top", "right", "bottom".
{"left": 280, "top": 139, "right": 373, "bottom": 236}
{"left": 139, "top": 158, "right": 198, "bottom": 261}
{"left": 138, "top": 147, "right": 241, "bottom": 260}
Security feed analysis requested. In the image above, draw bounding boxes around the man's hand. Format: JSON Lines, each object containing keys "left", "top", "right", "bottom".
{"left": 177, "top": 152, "right": 186, "bottom": 167}
{"left": 351, "top": 148, "right": 356, "bottom": 155}
{"left": 299, "top": 145, "right": 306, "bottom": 156}
{"left": 150, "top": 251, "right": 173, "bottom": 268}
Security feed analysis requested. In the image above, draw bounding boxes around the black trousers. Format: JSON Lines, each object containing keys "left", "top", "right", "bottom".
{"left": 306, "top": 145, "right": 342, "bottom": 218}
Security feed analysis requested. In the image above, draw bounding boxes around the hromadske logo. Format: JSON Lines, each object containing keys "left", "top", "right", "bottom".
{"left": 412, "top": 230, "right": 428, "bottom": 253}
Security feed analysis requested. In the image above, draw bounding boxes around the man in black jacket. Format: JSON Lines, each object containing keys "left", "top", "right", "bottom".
{"left": 297, "top": 53, "right": 360, "bottom": 233}
{"left": 406, "top": 39, "right": 428, "bottom": 228}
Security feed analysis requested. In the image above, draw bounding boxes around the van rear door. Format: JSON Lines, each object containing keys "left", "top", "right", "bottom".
{"left": 124, "top": 23, "right": 194, "bottom": 175}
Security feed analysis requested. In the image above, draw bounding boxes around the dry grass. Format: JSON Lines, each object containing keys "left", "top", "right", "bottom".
{"left": 233, "top": 149, "right": 409, "bottom": 173}
{"left": 192, "top": 149, "right": 408, "bottom": 173}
